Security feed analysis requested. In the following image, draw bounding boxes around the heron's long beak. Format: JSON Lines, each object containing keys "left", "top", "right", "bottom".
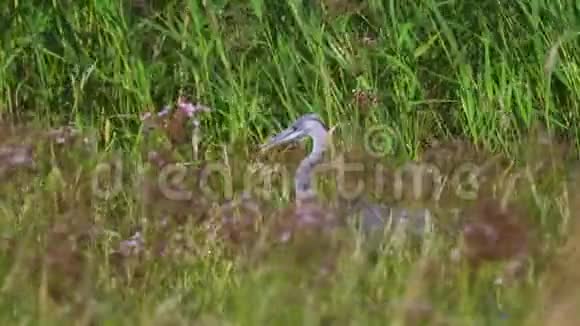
{"left": 260, "top": 127, "right": 305, "bottom": 152}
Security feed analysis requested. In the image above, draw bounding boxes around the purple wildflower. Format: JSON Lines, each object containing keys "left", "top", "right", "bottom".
{"left": 118, "top": 231, "right": 145, "bottom": 257}
{"left": 177, "top": 98, "right": 211, "bottom": 118}
{"left": 157, "top": 105, "right": 171, "bottom": 117}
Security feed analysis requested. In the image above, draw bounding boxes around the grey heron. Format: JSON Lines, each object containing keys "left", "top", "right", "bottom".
{"left": 260, "top": 113, "right": 432, "bottom": 238}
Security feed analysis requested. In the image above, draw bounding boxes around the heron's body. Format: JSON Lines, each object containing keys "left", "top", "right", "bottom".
{"left": 260, "top": 113, "right": 431, "bottom": 238}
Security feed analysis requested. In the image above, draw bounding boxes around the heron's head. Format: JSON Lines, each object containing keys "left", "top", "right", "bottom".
{"left": 260, "top": 114, "right": 328, "bottom": 152}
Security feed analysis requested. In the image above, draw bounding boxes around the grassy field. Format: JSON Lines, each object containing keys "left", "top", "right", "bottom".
{"left": 1, "top": 0, "right": 580, "bottom": 325}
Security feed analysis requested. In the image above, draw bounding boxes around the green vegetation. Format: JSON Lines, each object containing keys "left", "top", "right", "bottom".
{"left": 1, "top": 0, "right": 580, "bottom": 325}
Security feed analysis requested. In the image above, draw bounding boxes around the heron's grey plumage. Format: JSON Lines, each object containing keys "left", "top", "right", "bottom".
{"left": 261, "top": 113, "right": 431, "bottom": 236}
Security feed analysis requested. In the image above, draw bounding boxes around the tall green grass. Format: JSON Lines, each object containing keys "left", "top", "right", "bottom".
{"left": 1, "top": 0, "right": 579, "bottom": 153}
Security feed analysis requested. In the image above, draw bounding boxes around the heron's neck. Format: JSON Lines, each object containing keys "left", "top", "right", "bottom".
{"left": 295, "top": 125, "right": 328, "bottom": 201}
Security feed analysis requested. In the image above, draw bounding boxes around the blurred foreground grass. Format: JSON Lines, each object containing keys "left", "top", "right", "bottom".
{"left": 1, "top": 0, "right": 580, "bottom": 325}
